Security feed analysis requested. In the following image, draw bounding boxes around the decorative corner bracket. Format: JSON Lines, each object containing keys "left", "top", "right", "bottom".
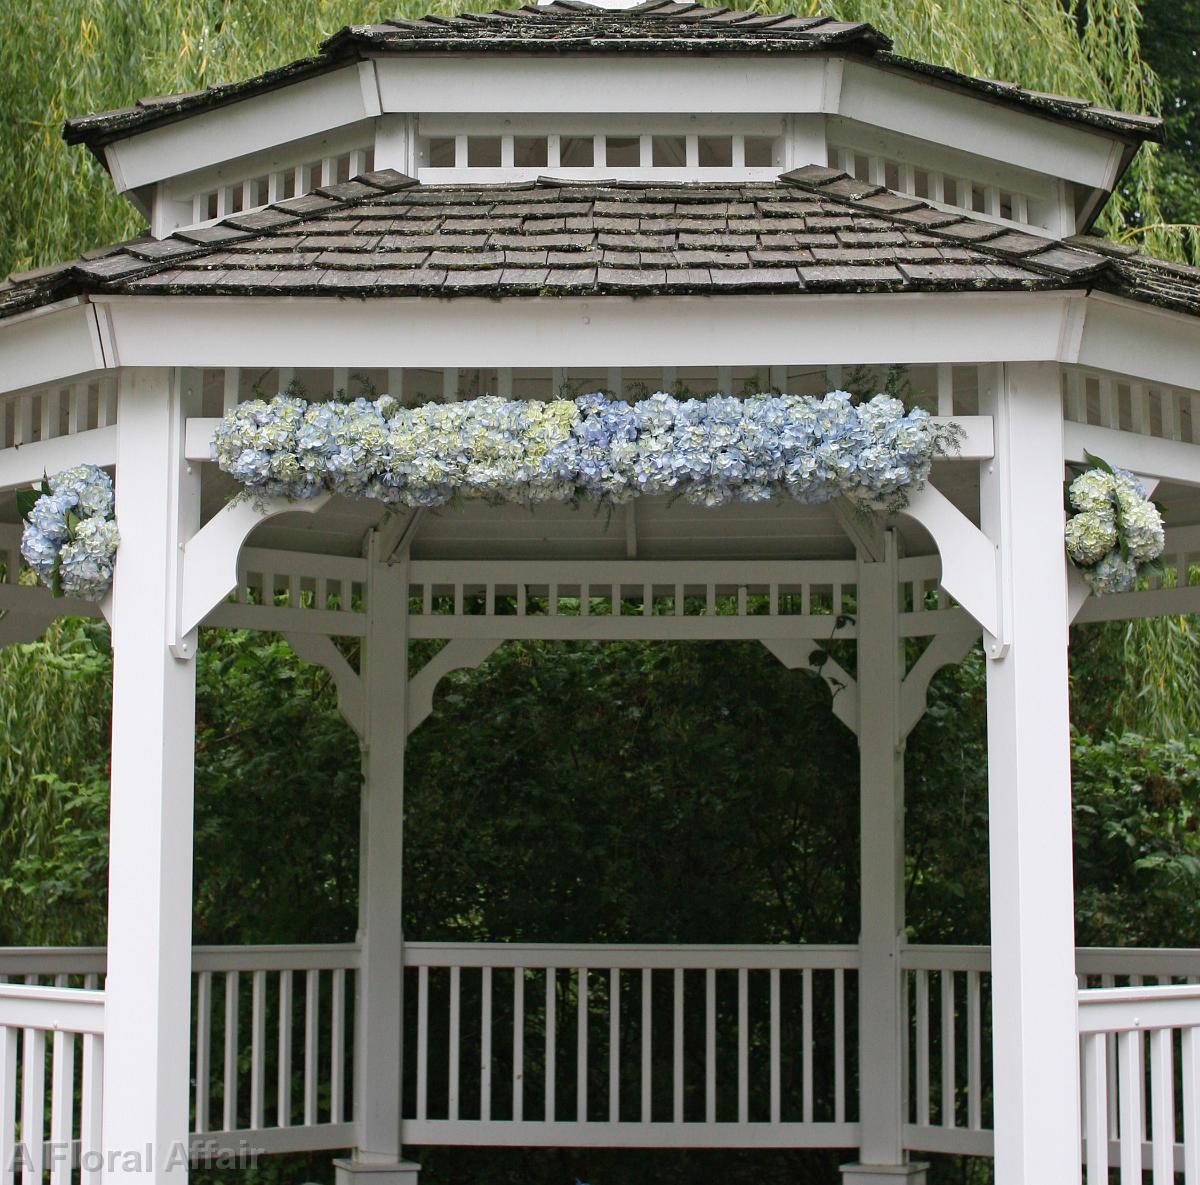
{"left": 900, "top": 482, "right": 1006, "bottom": 653}
{"left": 171, "top": 494, "right": 331, "bottom": 658}
{"left": 284, "top": 632, "right": 365, "bottom": 739}
{"left": 408, "top": 638, "right": 503, "bottom": 736}
{"left": 761, "top": 637, "right": 858, "bottom": 735}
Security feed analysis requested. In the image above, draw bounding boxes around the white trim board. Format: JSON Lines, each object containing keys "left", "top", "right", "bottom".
{"left": 4, "top": 290, "right": 1200, "bottom": 398}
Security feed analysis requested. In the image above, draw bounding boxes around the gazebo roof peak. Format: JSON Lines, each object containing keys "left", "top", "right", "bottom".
{"left": 61, "top": 2, "right": 1160, "bottom": 151}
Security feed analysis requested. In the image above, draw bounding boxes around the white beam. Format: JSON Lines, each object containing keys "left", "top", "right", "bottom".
{"left": 375, "top": 55, "right": 827, "bottom": 116}
{"left": 102, "top": 367, "right": 197, "bottom": 1183}
{"left": 1074, "top": 293, "right": 1200, "bottom": 393}
{"left": 0, "top": 426, "right": 117, "bottom": 493}
{"left": 1064, "top": 421, "right": 1200, "bottom": 489}
{"left": 980, "top": 361, "right": 1081, "bottom": 1185}
{"left": 0, "top": 301, "right": 108, "bottom": 395}
{"left": 105, "top": 64, "right": 381, "bottom": 193}
{"left": 94, "top": 292, "right": 1079, "bottom": 372}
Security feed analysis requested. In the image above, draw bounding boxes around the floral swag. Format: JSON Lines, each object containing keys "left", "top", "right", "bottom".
{"left": 18, "top": 465, "right": 119, "bottom": 603}
{"left": 15, "top": 396, "right": 1164, "bottom": 606}
{"left": 1064, "top": 457, "right": 1166, "bottom": 594}
{"left": 212, "top": 390, "right": 954, "bottom": 513}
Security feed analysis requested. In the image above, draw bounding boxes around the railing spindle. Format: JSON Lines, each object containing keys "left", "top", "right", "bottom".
{"left": 1183, "top": 1026, "right": 1200, "bottom": 1184}
{"left": 545, "top": 968, "right": 556, "bottom": 1123}
{"left": 803, "top": 966, "right": 814, "bottom": 1124}
{"left": 769, "top": 968, "right": 781, "bottom": 1125}
{"left": 1083, "top": 1032, "right": 1109, "bottom": 1184}
{"left": 194, "top": 970, "right": 211, "bottom": 1133}
{"left": 1150, "top": 1027, "right": 1174, "bottom": 1184}
{"left": 224, "top": 971, "right": 239, "bottom": 1131}
{"left": 331, "top": 967, "right": 345, "bottom": 1124}
{"left": 576, "top": 968, "right": 587, "bottom": 1123}
{"left": 1118, "top": 1029, "right": 1144, "bottom": 1184}
{"left": 304, "top": 969, "right": 319, "bottom": 1126}
{"left": 0, "top": 1027, "right": 16, "bottom": 1185}
{"left": 967, "top": 969, "right": 981, "bottom": 1130}
{"left": 737, "top": 967, "right": 749, "bottom": 1124}
{"left": 481, "top": 967, "right": 492, "bottom": 1123}
{"left": 250, "top": 969, "right": 266, "bottom": 1129}
{"left": 278, "top": 969, "right": 292, "bottom": 1127}
{"left": 705, "top": 967, "right": 716, "bottom": 1124}
{"left": 21, "top": 1027, "right": 45, "bottom": 1182}
{"left": 834, "top": 967, "right": 846, "bottom": 1124}
{"left": 448, "top": 966, "right": 461, "bottom": 1122}
{"left": 49, "top": 1030, "right": 73, "bottom": 1185}
{"left": 641, "top": 968, "right": 652, "bottom": 1123}
{"left": 80, "top": 1033, "right": 103, "bottom": 1185}
{"left": 941, "top": 970, "right": 956, "bottom": 1127}
{"left": 513, "top": 967, "right": 524, "bottom": 1123}
{"left": 915, "top": 969, "right": 931, "bottom": 1127}
{"left": 609, "top": 969, "right": 619, "bottom": 1123}
{"left": 416, "top": 966, "right": 429, "bottom": 1122}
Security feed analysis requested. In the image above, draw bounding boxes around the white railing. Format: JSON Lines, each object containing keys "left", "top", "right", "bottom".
{"left": 903, "top": 945, "right": 1200, "bottom": 1173}
{"left": 3, "top": 943, "right": 1199, "bottom": 1169}
{"left": 190, "top": 945, "right": 358, "bottom": 1155}
{"left": 0, "top": 945, "right": 359, "bottom": 1158}
{"left": 902, "top": 945, "right": 993, "bottom": 1157}
{"left": 401, "top": 943, "right": 859, "bottom": 1148}
{"left": 1079, "top": 984, "right": 1200, "bottom": 1182}
{"left": 0, "top": 983, "right": 105, "bottom": 1185}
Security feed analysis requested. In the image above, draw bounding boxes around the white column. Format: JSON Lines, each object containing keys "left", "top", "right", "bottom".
{"left": 103, "top": 368, "right": 199, "bottom": 1182}
{"left": 981, "top": 362, "right": 1081, "bottom": 1185}
{"left": 841, "top": 532, "right": 927, "bottom": 1185}
{"left": 337, "top": 532, "right": 420, "bottom": 1184}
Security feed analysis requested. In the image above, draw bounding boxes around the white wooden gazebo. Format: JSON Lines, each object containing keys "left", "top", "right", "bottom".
{"left": 2, "top": 3, "right": 1200, "bottom": 1183}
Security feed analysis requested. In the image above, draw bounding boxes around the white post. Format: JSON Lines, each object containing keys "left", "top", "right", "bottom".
{"left": 336, "top": 532, "right": 420, "bottom": 1184}
{"left": 841, "top": 532, "right": 927, "bottom": 1185}
{"left": 981, "top": 361, "right": 1081, "bottom": 1185}
{"left": 103, "top": 367, "right": 199, "bottom": 1182}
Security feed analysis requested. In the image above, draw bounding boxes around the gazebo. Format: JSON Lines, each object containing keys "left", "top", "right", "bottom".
{"left": 1, "top": 3, "right": 1199, "bottom": 1183}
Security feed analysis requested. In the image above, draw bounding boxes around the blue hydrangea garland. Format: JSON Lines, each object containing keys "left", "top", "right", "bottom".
{"left": 18, "top": 465, "right": 119, "bottom": 602}
{"left": 1064, "top": 460, "right": 1165, "bottom": 594}
{"left": 212, "top": 390, "right": 955, "bottom": 513}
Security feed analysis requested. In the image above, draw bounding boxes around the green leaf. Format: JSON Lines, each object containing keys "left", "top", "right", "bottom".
{"left": 15, "top": 488, "right": 39, "bottom": 520}
{"left": 1083, "top": 450, "right": 1115, "bottom": 475}
{"left": 49, "top": 554, "right": 62, "bottom": 599}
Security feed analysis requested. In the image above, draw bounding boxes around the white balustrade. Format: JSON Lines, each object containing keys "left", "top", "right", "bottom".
{"left": 1079, "top": 983, "right": 1200, "bottom": 1182}
{"left": 0, "top": 983, "right": 105, "bottom": 1185}
{"left": 401, "top": 943, "right": 859, "bottom": 1148}
{"left": 2, "top": 943, "right": 1198, "bottom": 1168}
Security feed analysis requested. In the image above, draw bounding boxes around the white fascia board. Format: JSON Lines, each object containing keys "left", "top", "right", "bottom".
{"left": 91, "top": 290, "right": 1076, "bottom": 370}
{"left": 105, "top": 62, "right": 381, "bottom": 193}
{"left": 837, "top": 59, "right": 1124, "bottom": 191}
{"left": 1072, "top": 291, "right": 1200, "bottom": 392}
{"left": 0, "top": 300, "right": 110, "bottom": 395}
{"left": 374, "top": 54, "right": 828, "bottom": 114}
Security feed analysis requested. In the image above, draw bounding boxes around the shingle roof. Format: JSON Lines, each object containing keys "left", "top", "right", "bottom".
{"left": 4, "top": 166, "right": 1198, "bottom": 320}
{"left": 62, "top": 1, "right": 1161, "bottom": 149}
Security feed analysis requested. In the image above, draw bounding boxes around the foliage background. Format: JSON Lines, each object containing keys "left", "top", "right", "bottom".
{"left": 2, "top": 1, "right": 1200, "bottom": 1183}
